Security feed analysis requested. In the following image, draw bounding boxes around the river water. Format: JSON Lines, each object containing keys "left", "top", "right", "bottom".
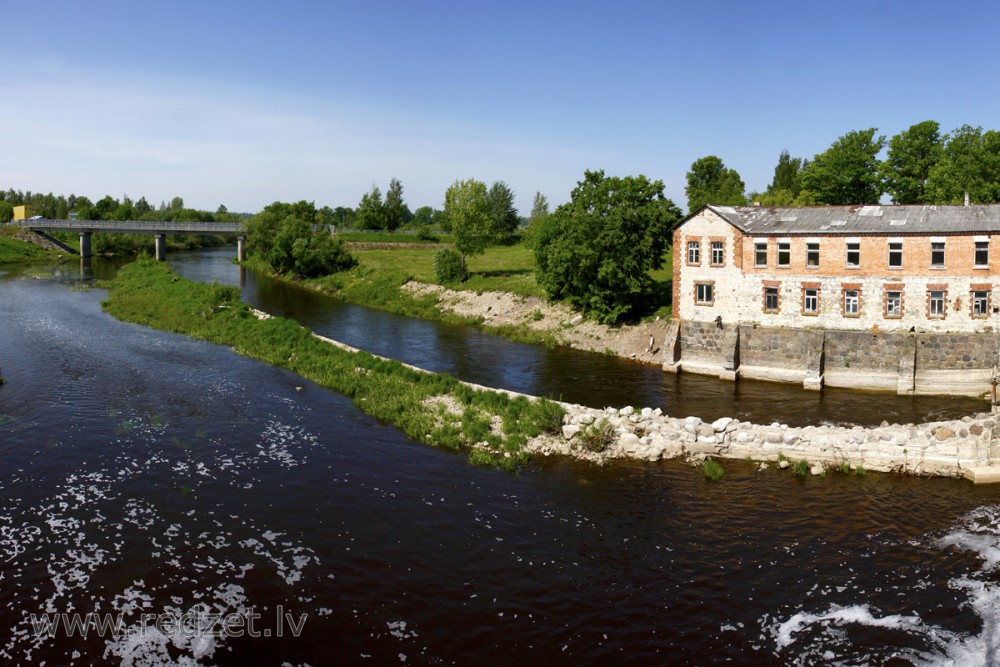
{"left": 1, "top": 250, "right": 999, "bottom": 666}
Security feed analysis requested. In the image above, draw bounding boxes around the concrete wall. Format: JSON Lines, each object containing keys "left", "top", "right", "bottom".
{"left": 670, "top": 321, "right": 1000, "bottom": 397}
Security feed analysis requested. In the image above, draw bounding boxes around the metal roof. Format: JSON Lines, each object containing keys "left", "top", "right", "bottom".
{"left": 700, "top": 204, "right": 1000, "bottom": 236}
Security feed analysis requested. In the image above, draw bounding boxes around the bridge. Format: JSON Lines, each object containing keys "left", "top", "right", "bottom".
{"left": 15, "top": 219, "right": 247, "bottom": 261}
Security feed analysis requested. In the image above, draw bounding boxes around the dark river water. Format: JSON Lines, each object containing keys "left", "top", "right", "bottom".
{"left": 1, "top": 250, "right": 999, "bottom": 666}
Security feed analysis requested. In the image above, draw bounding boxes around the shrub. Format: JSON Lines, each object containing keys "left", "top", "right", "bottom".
{"left": 434, "top": 247, "right": 466, "bottom": 283}
{"left": 577, "top": 418, "right": 616, "bottom": 453}
{"left": 792, "top": 459, "right": 810, "bottom": 477}
{"left": 702, "top": 459, "right": 725, "bottom": 481}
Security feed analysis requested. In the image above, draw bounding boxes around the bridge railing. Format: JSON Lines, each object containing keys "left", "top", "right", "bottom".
{"left": 15, "top": 219, "right": 244, "bottom": 234}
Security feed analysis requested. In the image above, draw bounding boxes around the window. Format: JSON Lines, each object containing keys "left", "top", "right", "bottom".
{"left": 844, "top": 289, "right": 859, "bottom": 316}
{"left": 929, "top": 290, "right": 945, "bottom": 318}
{"left": 885, "top": 290, "right": 902, "bottom": 317}
{"left": 973, "top": 290, "right": 990, "bottom": 317}
{"left": 806, "top": 242, "right": 820, "bottom": 267}
{"left": 711, "top": 241, "right": 724, "bottom": 266}
{"left": 846, "top": 241, "right": 860, "bottom": 268}
{"left": 754, "top": 241, "right": 767, "bottom": 267}
{"left": 687, "top": 241, "right": 700, "bottom": 265}
{"left": 778, "top": 241, "right": 790, "bottom": 267}
{"left": 976, "top": 241, "right": 990, "bottom": 268}
{"left": 931, "top": 241, "right": 946, "bottom": 268}
{"left": 695, "top": 283, "right": 714, "bottom": 305}
{"left": 888, "top": 241, "right": 903, "bottom": 268}
{"left": 764, "top": 287, "right": 779, "bottom": 313}
{"left": 803, "top": 288, "right": 818, "bottom": 314}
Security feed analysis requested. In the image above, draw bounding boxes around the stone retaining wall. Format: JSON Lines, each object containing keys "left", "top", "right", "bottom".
{"left": 528, "top": 402, "right": 1000, "bottom": 483}
{"left": 672, "top": 321, "right": 1000, "bottom": 397}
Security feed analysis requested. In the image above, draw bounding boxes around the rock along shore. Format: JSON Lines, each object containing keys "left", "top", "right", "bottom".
{"left": 267, "top": 307, "right": 1000, "bottom": 484}
{"left": 531, "top": 402, "right": 1000, "bottom": 484}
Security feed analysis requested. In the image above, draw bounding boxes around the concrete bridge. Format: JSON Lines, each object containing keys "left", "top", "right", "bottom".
{"left": 16, "top": 219, "right": 247, "bottom": 261}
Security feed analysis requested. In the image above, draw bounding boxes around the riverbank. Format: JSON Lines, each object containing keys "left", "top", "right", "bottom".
{"left": 101, "top": 260, "right": 566, "bottom": 472}
{"left": 105, "top": 260, "right": 1000, "bottom": 483}
{"left": 244, "top": 255, "right": 671, "bottom": 364}
{"left": 0, "top": 226, "right": 67, "bottom": 263}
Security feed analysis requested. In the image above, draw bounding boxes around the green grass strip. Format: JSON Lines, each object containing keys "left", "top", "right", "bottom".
{"left": 101, "top": 259, "right": 565, "bottom": 471}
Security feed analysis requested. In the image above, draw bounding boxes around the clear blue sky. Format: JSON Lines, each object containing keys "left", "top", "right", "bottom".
{"left": 4, "top": 0, "right": 999, "bottom": 214}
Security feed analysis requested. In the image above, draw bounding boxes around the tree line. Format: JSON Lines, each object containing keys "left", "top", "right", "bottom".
{"left": 685, "top": 121, "right": 1000, "bottom": 212}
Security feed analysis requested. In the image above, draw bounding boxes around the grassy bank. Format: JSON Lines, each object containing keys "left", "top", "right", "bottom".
{"left": 0, "top": 226, "right": 63, "bottom": 263}
{"left": 101, "top": 260, "right": 565, "bottom": 471}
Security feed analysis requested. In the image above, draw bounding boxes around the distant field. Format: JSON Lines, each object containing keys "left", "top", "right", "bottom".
{"left": 351, "top": 240, "right": 672, "bottom": 303}
{"left": 336, "top": 231, "right": 455, "bottom": 244}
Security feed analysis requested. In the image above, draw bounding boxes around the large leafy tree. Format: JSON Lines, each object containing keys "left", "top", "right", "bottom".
{"left": 444, "top": 178, "right": 493, "bottom": 272}
{"left": 485, "top": 181, "right": 519, "bottom": 237}
{"left": 926, "top": 125, "right": 1000, "bottom": 204}
{"left": 534, "top": 170, "right": 681, "bottom": 324}
{"left": 355, "top": 185, "right": 386, "bottom": 230}
{"left": 685, "top": 156, "right": 747, "bottom": 212}
{"left": 881, "top": 120, "right": 943, "bottom": 204}
{"left": 244, "top": 200, "right": 356, "bottom": 277}
{"left": 384, "top": 178, "right": 409, "bottom": 231}
{"left": 800, "top": 128, "right": 885, "bottom": 204}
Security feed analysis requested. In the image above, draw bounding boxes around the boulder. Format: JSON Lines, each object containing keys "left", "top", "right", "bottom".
{"left": 711, "top": 417, "right": 733, "bottom": 433}
{"left": 562, "top": 424, "right": 581, "bottom": 440}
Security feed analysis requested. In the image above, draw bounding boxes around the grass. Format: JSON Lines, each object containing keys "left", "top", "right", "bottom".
{"left": 703, "top": 458, "right": 725, "bottom": 481}
{"left": 0, "top": 226, "right": 62, "bottom": 263}
{"left": 792, "top": 459, "right": 811, "bottom": 477}
{"left": 101, "top": 260, "right": 566, "bottom": 472}
{"left": 576, "top": 418, "right": 616, "bottom": 453}
{"left": 337, "top": 231, "right": 455, "bottom": 244}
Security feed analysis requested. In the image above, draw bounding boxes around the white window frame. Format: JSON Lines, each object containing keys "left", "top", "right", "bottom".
{"left": 844, "top": 289, "right": 859, "bottom": 316}
{"left": 888, "top": 240, "right": 903, "bottom": 268}
{"left": 764, "top": 287, "right": 779, "bottom": 313}
{"left": 695, "top": 282, "right": 714, "bottom": 305}
{"left": 754, "top": 240, "right": 767, "bottom": 267}
{"left": 885, "top": 290, "right": 902, "bottom": 317}
{"left": 711, "top": 241, "right": 724, "bottom": 266}
{"left": 687, "top": 241, "right": 701, "bottom": 265}
{"left": 973, "top": 290, "right": 990, "bottom": 317}
{"left": 806, "top": 242, "right": 820, "bottom": 267}
{"left": 803, "top": 288, "right": 818, "bottom": 314}
{"left": 929, "top": 290, "right": 945, "bottom": 317}
{"left": 777, "top": 240, "right": 791, "bottom": 267}
{"left": 931, "top": 240, "right": 946, "bottom": 268}
{"left": 846, "top": 240, "right": 861, "bottom": 268}
{"left": 975, "top": 239, "right": 990, "bottom": 268}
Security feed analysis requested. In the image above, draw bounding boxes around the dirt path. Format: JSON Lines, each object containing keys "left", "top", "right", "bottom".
{"left": 402, "top": 281, "right": 668, "bottom": 364}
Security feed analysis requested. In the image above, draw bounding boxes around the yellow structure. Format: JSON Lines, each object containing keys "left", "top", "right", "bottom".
{"left": 12, "top": 205, "right": 34, "bottom": 221}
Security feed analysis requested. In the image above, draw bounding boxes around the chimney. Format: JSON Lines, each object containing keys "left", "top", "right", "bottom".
{"left": 965, "top": 191, "right": 970, "bottom": 207}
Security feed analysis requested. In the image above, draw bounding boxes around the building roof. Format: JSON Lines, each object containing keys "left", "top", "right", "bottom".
{"left": 697, "top": 204, "right": 1000, "bottom": 236}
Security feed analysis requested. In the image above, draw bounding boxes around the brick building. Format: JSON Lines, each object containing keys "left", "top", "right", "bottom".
{"left": 673, "top": 204, "right": 1000, "bottom": 333}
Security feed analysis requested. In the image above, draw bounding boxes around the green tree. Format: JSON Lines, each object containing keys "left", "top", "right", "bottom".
{"left": 486, "top": 181, "right": 519, "bottom": 238}
{"left": 534, "top": 170, "right": 682, "bottom": 324}
{"left": 881, "top": 120, "right": 943, "bottom": 204}
{"left": 685, "top": 156, "right": 747, "bottom": 212}
{"left": 170, "top": 196, "right": 184, "bottom": 211}
{"left": 356, "top": 186, "right": 386, "bottom": 230}
{"left": 800, "top": 128, "right": 885, "bottom": 204}
{"left": 444, "top": 178, "right": 493, "bottom": 272}
{"left": 383, "top": 178, "right": 410, "bottom": 231}
{"left": 529, "top": 191, "right": 549, "bottom": 224}
{"left": 0, "top": 200, "right": 12, "bottom": 222}
{"left": 926, "top": 125, "right": 1000, "bottom": 204}
{"left": 93, "top": 195, "right": 119, "bottom": 220}
{"left": 766, "top": 149, "right": 807, "bottom": 199}
{"left": 135, "top": 197, "right": 153, "bottom": 217}
{"left": 412, "top": 206, "right": 435, "bottom": 228}
{"left": 244, "top": 201, "right": 356, "bottom": 277}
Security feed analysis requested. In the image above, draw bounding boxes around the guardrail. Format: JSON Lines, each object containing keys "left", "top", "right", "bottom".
{"left": 15, "top": 219, "right": 244, "bottom": 234}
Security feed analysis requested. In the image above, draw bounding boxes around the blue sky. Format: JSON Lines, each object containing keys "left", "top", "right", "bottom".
{"left": 3, "top": 0, "right": 1000, "bottom": 214}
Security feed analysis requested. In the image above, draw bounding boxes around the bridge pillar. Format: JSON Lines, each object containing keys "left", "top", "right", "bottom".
{"left": 237, "top": 235, "right": 246, "bottom": 262}
{"left": 79, "top": 231, "right": 92, "bottom": 258}
{"left": 155, "top": 233, "right": 167, "bottom": 261}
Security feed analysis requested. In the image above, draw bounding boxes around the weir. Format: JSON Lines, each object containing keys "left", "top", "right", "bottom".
{"left": 665, "top": 321, "right": 1000, "bottom": 398}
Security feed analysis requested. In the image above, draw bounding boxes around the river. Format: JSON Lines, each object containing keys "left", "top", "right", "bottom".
{"left": 1, "top": 250, "right": 998, "bottom": 666}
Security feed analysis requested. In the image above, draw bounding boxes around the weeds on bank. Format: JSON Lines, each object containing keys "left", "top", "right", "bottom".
{"left": 102, "top": 260, "right": 566, "bottom": 472}
{"left": 576, "top": 418, "right": 616, "bottom": 453}
{"left": 703, "top": 459, "right": 725, "bottom": 481}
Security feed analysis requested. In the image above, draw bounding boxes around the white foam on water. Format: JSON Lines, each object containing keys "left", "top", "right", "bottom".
{"left": 766, "top": 504, "right": 1000, "bottom": 666}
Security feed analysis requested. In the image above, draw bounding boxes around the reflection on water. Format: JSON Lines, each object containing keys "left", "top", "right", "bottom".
{"left": 1, "top": 254, "right": 999, "bottom": 664}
